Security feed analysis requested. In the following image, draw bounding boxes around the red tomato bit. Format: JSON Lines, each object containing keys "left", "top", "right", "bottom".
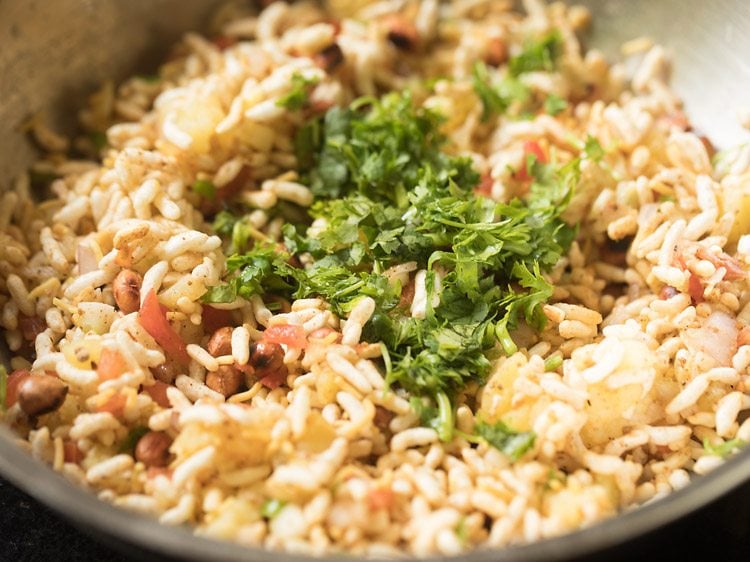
{"left": 138, "top": 290, "right": 190, "bottom": 365}
{"left": 516, "top": 140, "right": 547, "bottom": 182}
{"left": 5, "top": 369, "right": 31, "bottom": 408}
{"left": 263, "top": 324, "right": 307, "bottom": 349}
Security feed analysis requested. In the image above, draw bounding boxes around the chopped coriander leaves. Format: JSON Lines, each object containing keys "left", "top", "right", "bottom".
{"left": 276, "top": 72, "right": 319, "bottom": 111}
{"left": 119, "top": 426, "right": 149, "bottom": 455}
{"left": 703, "top": 437, "right": 744, "bottom": 458}
{"left": 409, "top": 392, "right": 454, "bottom": 443}
{"left": 544, "top": 94, "right": 568, "bottom": 116}
{"left": 260, "top": 498, "right": 286, "bottom": 519}
{"left": 544, "top": 353, "right": 563, "bottom": 372}
{"left": 192, "top": 179, "right": 216, "bottom": 199}
{"left": 212, "top": 210, "right": 239, "bottom": 238}
{"left": 509, "top": 30, "right": 563, "bottom": 76}
{"left": 474, "top": 419, "right": 536, "bottom": 461}
{"left": 583, "top": 135, "right": 605, "bottom": 161}
{"left": 89, "top": 130, "right": 108, "bottom": 151}
{"left": 211, "top": 91, "right": 580, "bottom": 438}
{"left": 471, "top": 62, "right": 529, "bottom": 122}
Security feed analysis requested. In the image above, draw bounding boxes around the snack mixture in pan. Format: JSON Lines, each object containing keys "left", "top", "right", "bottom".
{"left": 2, "top": 0, "right": 750, "bottom": 556}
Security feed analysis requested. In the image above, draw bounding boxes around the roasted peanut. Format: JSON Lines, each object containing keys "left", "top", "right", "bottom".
{"left": 135, "top": 431, "right": 172, "bottom": 468}
{"left": 113, "top": 269, "right": 143, "bottom": 314}
{"left": 150, "top": 361, "right": 180, "bottom": 385}
{"left": 314, "top": 43, "right": 344, "bottom": 72}
{"left": 206, "top": 326, "right": 233, "bottom": 357}
{"left": 248, "top": 341, "right": 284, "bottom": 370}
{"left": 17, "top": 375, "right": 68, "bottom": 417}
{"left": 385, "top": 16, "right": 418, "bottom": 51}
{"left": 484, "top": 37, "right": 507, "bottom": 67}
{"left": 206, "top": 365, "right": 243, "bottom": 397}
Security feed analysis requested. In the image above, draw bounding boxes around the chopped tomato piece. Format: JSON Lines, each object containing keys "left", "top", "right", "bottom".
{"left": 138, "top": 290, "right": 189, "bottom": 365}
{"left": 5, "top": 369, "right": 31, "bottom": 408}
{"left": 263, "top": 324, "right": 307, "bottom": 349}
{"left": 202, "top": 305, "right": 234, "bottom": 333}
{"left": 63, "top": 441, "right": 83, "bottom": 464}
{"left": 97, "top": 348, "right": 128, "bottom": 381}
{"left": 212, "top": 35, "right": 235, "bottom": 50}
{"left": 143, "top": 380, "right": 171, "bottom": 408}
{"left": 368, "top": 487, "right": 394, "bottom": 511}
{"left": 696, "top": 247, "right": 745, "bottom": 281}
{"left": 96, "top": 393, "right": 127, "bottom": 418}
{"left": 19, "top": 315, "right": 46, "bottom": 342}
{"left": 474, "top": 172, "right": 493, "bottom": 197}
{"left": 516, "top": 140, "right": 547, "bottom": 182}
{"left": 688, "top": 273, "right": 704, "bottom": 304}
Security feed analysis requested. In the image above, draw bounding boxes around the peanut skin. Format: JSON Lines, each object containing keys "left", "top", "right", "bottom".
{"left": 18, "top": 375, "right": 68, "bottom": 418}
{"left": 135, "top": 431, "right": 172, "bottom": 468}
{"left": 113, "top": 269, "right": 143, "bottom": 314}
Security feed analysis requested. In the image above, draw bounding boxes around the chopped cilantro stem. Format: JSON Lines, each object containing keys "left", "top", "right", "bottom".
{"left": 260, "top": 498, "right": 286, "bottom": 519}
{"left": 435, "top": 391, "right": 454, "bottom": 442}
{"left": 544, "top": 353, "right": 563, "bottom": 372}
{"left": 703, "top": 437, "right": 744, "bottom": 458}
{"left": 495, "top": 323, "right": 518, "bottom": 356}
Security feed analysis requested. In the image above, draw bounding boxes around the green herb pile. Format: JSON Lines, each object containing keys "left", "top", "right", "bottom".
{"left": 205, "top": 81, "right": 589, "bottom": 457}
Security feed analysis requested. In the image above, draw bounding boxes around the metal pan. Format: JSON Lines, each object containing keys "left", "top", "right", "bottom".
{"left": 1, "top": 1, "right": 749, "bottom": 560}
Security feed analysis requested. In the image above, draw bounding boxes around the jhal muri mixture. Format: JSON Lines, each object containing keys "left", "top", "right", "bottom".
{"left": 2, "top": 0, "right": 750, "bottom": 556}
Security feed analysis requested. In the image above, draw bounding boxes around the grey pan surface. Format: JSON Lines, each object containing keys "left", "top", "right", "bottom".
{"left": 1, "top": 0, "right": 750, "bottom": 560}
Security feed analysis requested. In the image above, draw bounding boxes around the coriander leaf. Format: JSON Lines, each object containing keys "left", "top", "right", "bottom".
{"left": 509, "top": 30, "right": 563, "bottom": 76}
{"left": 89, "top": 131, "right": 108, "bottom": 151}
{"left": 276, "top": 72, "right": 319, "bottom": 110}
{"left": 474, "top": 419, "right": 536, "bottom": 461}
{"left": 119, "top": 426, "right": 149, "bottom": 454}
{"left": 584, "top": 135, "right": 605, "bottom": 161}
{"left": 471, "top": 62, "right": 530, "bottom": 122}
{"left": 212, "top": 210, "right": 238, "bottom": 237}
{"left": 202, "top": 283, "right": 239, "bottom": 304}
{"left": 192, "top": 179, "right": 216, "bottom": 199}
{"left": 544, "top": 93, "right": 568, "bottom": 116}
